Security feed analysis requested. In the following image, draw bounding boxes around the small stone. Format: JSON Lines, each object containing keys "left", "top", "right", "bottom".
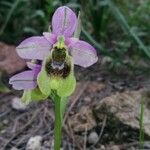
{"left": 144, "top": 142, "right": 150, "bottom": 149}
{"left": 87, "top": 131, "right": 99, "bottom": 144}
{"left": 26, "top": 136, "right": 42, "bottom": 150}
{"left": 11, "top": 147, "right": 19, "bottom": 150}
{"left": 100, "top": 145, "right": 105, "bottom": 150}
{"left": 41, "top": 147, "right": 49, "bottom": 150}
{"left": 113, "top": 82, "right": 125, "bottom": 91}
{"left": 111, "top": 145, "right": 120, "bottom": 150}
{"left": 103, "top": 133, "right": 109, "bottom": 138}
{"left": 3, "top": 119, "right": 9, "bottom": 125}
{"left": 43, "top": 141, "right": 51, "bottom": 148}
{"left": 97, "top": 77, "right": 104, "bottom": 82}
{"left": 122, "top": 132, "right": 127, "bottom": 136}
{"left": 0, "top": 129, "right": 6, "bottom": 134}
{"left": 11, "top": 97, "right": 27, "bottom": 111}
{"left": 109, "top": 141, "right": 114, "bottom": 145}
{"left": 84, "top": 97, "right": 91, "bottom": 102}
{"left": 110, "top": 106, "right": 117, "bottom": 114}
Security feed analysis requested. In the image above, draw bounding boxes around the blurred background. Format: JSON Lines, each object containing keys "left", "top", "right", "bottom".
{"left": 0, "top": 0, "right": 150, "bottom": 72}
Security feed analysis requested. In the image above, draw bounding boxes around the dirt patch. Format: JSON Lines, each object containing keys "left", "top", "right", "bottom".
{"left": 0, "top": 51, "right": 150, "bottom": 149}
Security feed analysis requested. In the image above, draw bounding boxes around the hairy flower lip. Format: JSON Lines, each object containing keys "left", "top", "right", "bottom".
{"left": 9, "top": 6, "right": 98, "bottom": 91}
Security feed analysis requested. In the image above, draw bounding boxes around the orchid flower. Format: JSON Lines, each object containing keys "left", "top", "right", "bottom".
{"left": 9, "top": 6, "right": 98, "bottom": 150}
{"left": 9, "top": 6, "right": 98, "bottom": 101}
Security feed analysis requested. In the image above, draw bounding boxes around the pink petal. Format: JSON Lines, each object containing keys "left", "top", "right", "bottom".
{"left": 52, "top": 6, "right": 77, "bottom": 37}
{"left": 43, "top": 32, "right": 57, "bottom": 44}
{"left": 16, "top": 36, "right": 51, "bottom": 60}
{"left": 27, "top": 62, "right": 41, "bottom": 71}
{"left": 9, "top": 70, "right": 39, "bottom": 90}
{"left": 69, "top": 39, "right": 98, "bottom": 67}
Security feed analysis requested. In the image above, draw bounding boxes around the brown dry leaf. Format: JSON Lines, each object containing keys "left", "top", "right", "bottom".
{"left": 68, "top": 106, "right": 96, "bottom": 132}
{"left": 94, "top": 89, "right": 150, "bottom": 137}
{"left": 0, "top": 42, "right": 26, "bottom": 74}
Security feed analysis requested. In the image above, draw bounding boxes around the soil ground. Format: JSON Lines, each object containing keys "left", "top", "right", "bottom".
{"left": 0, "top": 58, "right": 150, "bottom": 150}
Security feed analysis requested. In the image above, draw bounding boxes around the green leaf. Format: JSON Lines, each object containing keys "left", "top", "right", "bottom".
{"left": 0, "top": 83, "right": 9, "bottom": 93}
{"left": 22, "top": 88, "right": 48, "bottom": 104}
{"left": 22, "top": 90, "right": 31, "bottom": 104}
{"left": 0, "top": 0, "right": 20, "bottom": 35}
{"left": 74, "top": 11, "right": 81, "bottom": 39}
{"left": 82, "top": 27, "right": 104, "bottom": 51}
{"left": 108, "top": 0, "right": 150, "bottom": 58}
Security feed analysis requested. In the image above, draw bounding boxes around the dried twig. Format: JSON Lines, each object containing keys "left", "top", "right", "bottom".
{"left": 3, "top": 109, "right": 41, "bottom": 149}
{"left": 94, "top": 115, "right": 107, "bottom": 146}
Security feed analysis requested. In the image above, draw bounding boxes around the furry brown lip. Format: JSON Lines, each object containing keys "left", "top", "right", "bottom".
{"left": 45, "top": 59, "right": 71, "bottom": 78}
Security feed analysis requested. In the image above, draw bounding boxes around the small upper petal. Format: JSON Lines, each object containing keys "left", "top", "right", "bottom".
{"left": 16, "top": 36, "right": 51, "bottom": 60}
{"left": 52, "top": 6, "right": 77, "bottom": 37}
{"left": 69, "top": 39, "right": 98, "bottom": 67}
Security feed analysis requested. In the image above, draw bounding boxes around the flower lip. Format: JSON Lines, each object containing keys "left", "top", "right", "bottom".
{"left": 45, "top": 57, "right": 71, "bottom": 79}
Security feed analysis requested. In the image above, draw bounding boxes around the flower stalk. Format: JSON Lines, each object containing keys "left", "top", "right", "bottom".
{"left": 51, "top": 92, "right": 68, "bottom": 150}
{"left": 54, "top": 95, "right": 62, "bottom": 150}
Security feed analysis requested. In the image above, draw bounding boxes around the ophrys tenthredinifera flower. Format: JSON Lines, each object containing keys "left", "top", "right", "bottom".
{"left": 9, "top": 6, "right": 98, "bottom": 103}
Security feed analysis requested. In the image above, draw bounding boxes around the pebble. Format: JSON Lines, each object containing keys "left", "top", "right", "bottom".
{"left": 3, "top": 119, "right": 9, "bottom": 125}
{"left": 113, "top": 82, "right": 125, "bottom": 91}
{"left": 111, "top": 145, "right": 120, "bottom": 150}
{"left": 11, "top": 97, "right": 27, "bottom": 111}
{"left": 43, "top": 140, "right": 51, "bottom": 148}
{"left": 26, "top": 136, "right": 42, "bottom": 150}
{"left": 87, "top": 131, "right": 99, "bottom": 144}
{"left": 144, "top": 142, "right": 150, "bottom": 149}
{"left": 100, "top": 145, "right": 105, "bottom": 150}
{"left": 10, "top": 147, "right": 19, "bottom": 150}
{"left": 84, "top": 97, "right": 91, "bottom": 103}
{"left": 0, "top": 129, "right": 6, "bottom": 134}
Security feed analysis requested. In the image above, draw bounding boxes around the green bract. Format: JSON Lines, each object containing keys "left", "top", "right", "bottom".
{"left": 22, "top": 88, "right": 47, "bottom": 104}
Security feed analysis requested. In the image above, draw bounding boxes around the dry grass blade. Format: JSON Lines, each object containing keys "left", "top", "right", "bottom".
{"left": 3, "top": 109, "right": 41, "bottom": 149}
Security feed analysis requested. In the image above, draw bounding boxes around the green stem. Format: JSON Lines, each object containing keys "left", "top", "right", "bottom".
{"left": 54, "top": 96, "right": 62, "bottom": 150}
{"left": 139, "top": 98, "right": 144, "bottom": 149}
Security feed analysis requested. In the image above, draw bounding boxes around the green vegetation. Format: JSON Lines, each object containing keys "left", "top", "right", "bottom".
{"left": 0, "top": 0, "right": 149, "bottom": 71}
